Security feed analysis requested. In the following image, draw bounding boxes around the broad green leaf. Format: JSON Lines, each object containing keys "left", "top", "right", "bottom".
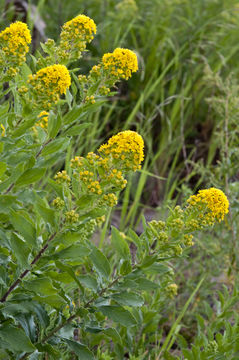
{"left": 135, "top": 278, "right": 159, "bottom": 290}
{"left": 10, "top": 210, "right": 36, "bottom": 247}
{"left": 99, "top": 305, "right": 137, "bottom": 327}
{"left": 119, "top": 259, "right": 132, "bottom": 275}
{"left": 0, "top": 162, "right": 6, "bottom": 178}
{"left": 0, "top": 163, "right": 24, "bottom": 192}
{"left": 103, "top": 327, "right": 122, "bottom": 344}
{"left": 33, "top": 294, "right": 66, "bottom": 309}
{"left": 0, "top": 195, "right": 17, "bottom": 212}
{"left": 10, "top": 233, "right": 30, "bottom": 268}
{"left": 36, "top": 343, "right": 61, "bottom": 358}
{"left": 111, "top": 226, "right": 131, "bottom": 260}
{"left": 0, "top": 323, "right": 35, "bottom": 352}
{"left": 111, "top": 292, "right": 144, "bottom": 307}
{"left": 128, "top": 229, "right": 142, "bottom": 249}
{"left": 55, "top": 261, "right": 83, "bottom": 289}
{"left": 12, "top": 116, "right": 36, "bottom": 137}
{"left": 34, "top": 203, "right": 56, "bottom": 227}
{"left": 53, "top": 244, "right": 90, "bottom": 260}
{"left": 41, "top": 137, "right": 70, "bottom": 157}
{"left": 64, "top": 123, "right": 90, "bottom": 136}
{"left": 48, "top": 113, "right": 62, "bottom": 138}
{"left": 63, "top": 106, "right": 83, "bottom": 124}
{"left": 89, "top": 246, "right": 111, "bottom": 280}
{"left": 63, "top": 338, "right": 94, "bottom": 360}
{"left": 24, "top": 277, "right": 58, "bottom": 296}
{"left": 78, "top": 275, "right": 98, "bottom": 292}
{"left": 16, "top": 167, "right": 46, "bottom": 187}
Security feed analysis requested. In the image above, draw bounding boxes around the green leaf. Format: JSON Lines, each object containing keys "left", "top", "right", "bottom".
{"left": 135, "top": 278, "right": 159, "bottom": 290}
{"left": 64, "top": 339, "right": 95, "bottom": 360}
{"left": 41, "top": 137, "right": 70, "bottom": 157}
{"left": 64, "top": 123, "right": 91, "bottom": 136}
{"left": 24, "top": 277, "right": 58, "bottom": 296}
{"left": 0, "top": 163, "right": 24, "bottom": 192}
{"left": 62, "top": 106, "right": 83, "bottom": 124}
{"left": 0, "top": 195, "right": 17, "bottom": 212}
{"left": 36, "top": 343, "right": 61, "bottom": 358}
{"left": 48, "top": 113, "right": 62, "bottom": 138}
{"left": 111, "top": 226, "right": 131, "bottom": 260}
{"left": 111, "top": 292, "right": 144, "bottom": 307}
{"left": 78, "top": 275, "right": 98, "bottom": 292}
{"left": 127, "top": 229, "right": 142, "bottom": 250}
{"left": 10, "top": 233, "right": 30, "bottom": 268}
{"left": 10, "top": 210, "right": 36, "bottom": 247}
{"left": 34, "top": 203, "right": 56, "bottom": 227}
{"left": 99, "top": 305, "right": 137, "bottom": 327}
{"left": 12, "top": 116, "right": 36, "bottom": 137}
{"left": 0, "top": 323, "right": 35, "bottom": 352}
{"left": 53, "top": 244, "right": 90, "bottom": 261}
{"left": 103, "top": 327, "right": 122, "bottom": 344}
{"left": 55, "top": 261, "right": 82, "bottom": 288}
{"left": 0, "top": 162, "right": 6, "bottom": 178}
{"left": 89, "top": 246, "right": 111, "bottom": 280}
{"left": 120, "top": 259, "right": 132, "bottom": 275}
{"left": 16, "top": 167, "right": 46, "bottom": 187}
{"left": 33, "top": 294, "right": 66, "bottom": 309}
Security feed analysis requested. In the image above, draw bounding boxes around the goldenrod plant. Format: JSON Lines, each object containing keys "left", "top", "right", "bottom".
{"left": 0, "top": 12, "right": 233, "bottom": 360}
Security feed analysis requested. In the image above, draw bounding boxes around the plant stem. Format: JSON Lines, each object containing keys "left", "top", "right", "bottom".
{"left": 0, "top": 232, "right": 57, "bottom": 303}
{"left": 41, "top": 275, "right": 123, "bottom": 344}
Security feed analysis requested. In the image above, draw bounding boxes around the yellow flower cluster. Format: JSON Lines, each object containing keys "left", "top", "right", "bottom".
{"left": 52, "top": 197, "right": 65, "bottom": 210}
{"left": 98, "top": 130, "right": 144, "bottom": 171}
{"left": 36, "top": 111, "right": 49, "bottom": 129}
{"left": 27, "top": 65, "right": 71, "bottom": 109}
{"left": 71, "top": 156, "right": 84, "bottom": 168}
{"left": 187, "top": 188, "right": 229, "bottom": 224}
{"left": 102, "top": 48, "right": 138, "bottom": 80}
{"left": 54, "top": 170, "right": 71, "bottom": 184}
{"left": 0, "top": 21, "right": 31, "bottom": 67}
{"left": 60, "top": 14, "right": 96, "bottom": 56}
{"left": 101, "top": 193, "right": 118, "bottom": 207}
{"left": 65, "top": 210, "right": 79, "bottom": 224}
{"left": 166, "top": 283, "right": 178, "bottom": 298}
{"left": 106, "top": 169, "right": 127, "bottom": 189}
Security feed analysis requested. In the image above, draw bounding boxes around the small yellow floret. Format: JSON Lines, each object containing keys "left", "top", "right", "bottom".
{"left": 102, "top": 48, "right": 138, "bottom": 80}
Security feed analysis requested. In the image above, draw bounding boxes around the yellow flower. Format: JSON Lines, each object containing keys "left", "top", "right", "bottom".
{"left": 187, "top": 188, "right": 229, "bottom": 223}
{"left": 60, "top": 14, "right": 96, "bottom": 56}
{"left": 102, "top": 48, "right": 138, "bottom": 80}
{"left": 27, "top": 64, "right": 71, "bottom": 109}
{"left": 98, "top": 130, "right": 144, "bottom": 171}
{"left": 0, "top": 21, "right": 31, "bottom": 77}
{"left": 36, "top": 111, "right": 49, "bottom": 129}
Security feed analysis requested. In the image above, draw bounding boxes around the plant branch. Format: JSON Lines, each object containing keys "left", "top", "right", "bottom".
{"left": 0, "top": 232, "right": 57, "bottom": 303}
{"left": 36, "top": 138, "right": 52, "bottom": 158}
{"left": 41, "top": 274, "right": 123, "bottom": 344}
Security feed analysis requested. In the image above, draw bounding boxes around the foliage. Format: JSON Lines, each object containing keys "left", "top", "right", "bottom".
{"left": 1, "top": 1, "right": 239, "bottom": 359}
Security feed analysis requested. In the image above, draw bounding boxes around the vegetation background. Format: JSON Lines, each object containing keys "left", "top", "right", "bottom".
{"left": 1, "top": 0, "right": 239, "bottom": 358}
